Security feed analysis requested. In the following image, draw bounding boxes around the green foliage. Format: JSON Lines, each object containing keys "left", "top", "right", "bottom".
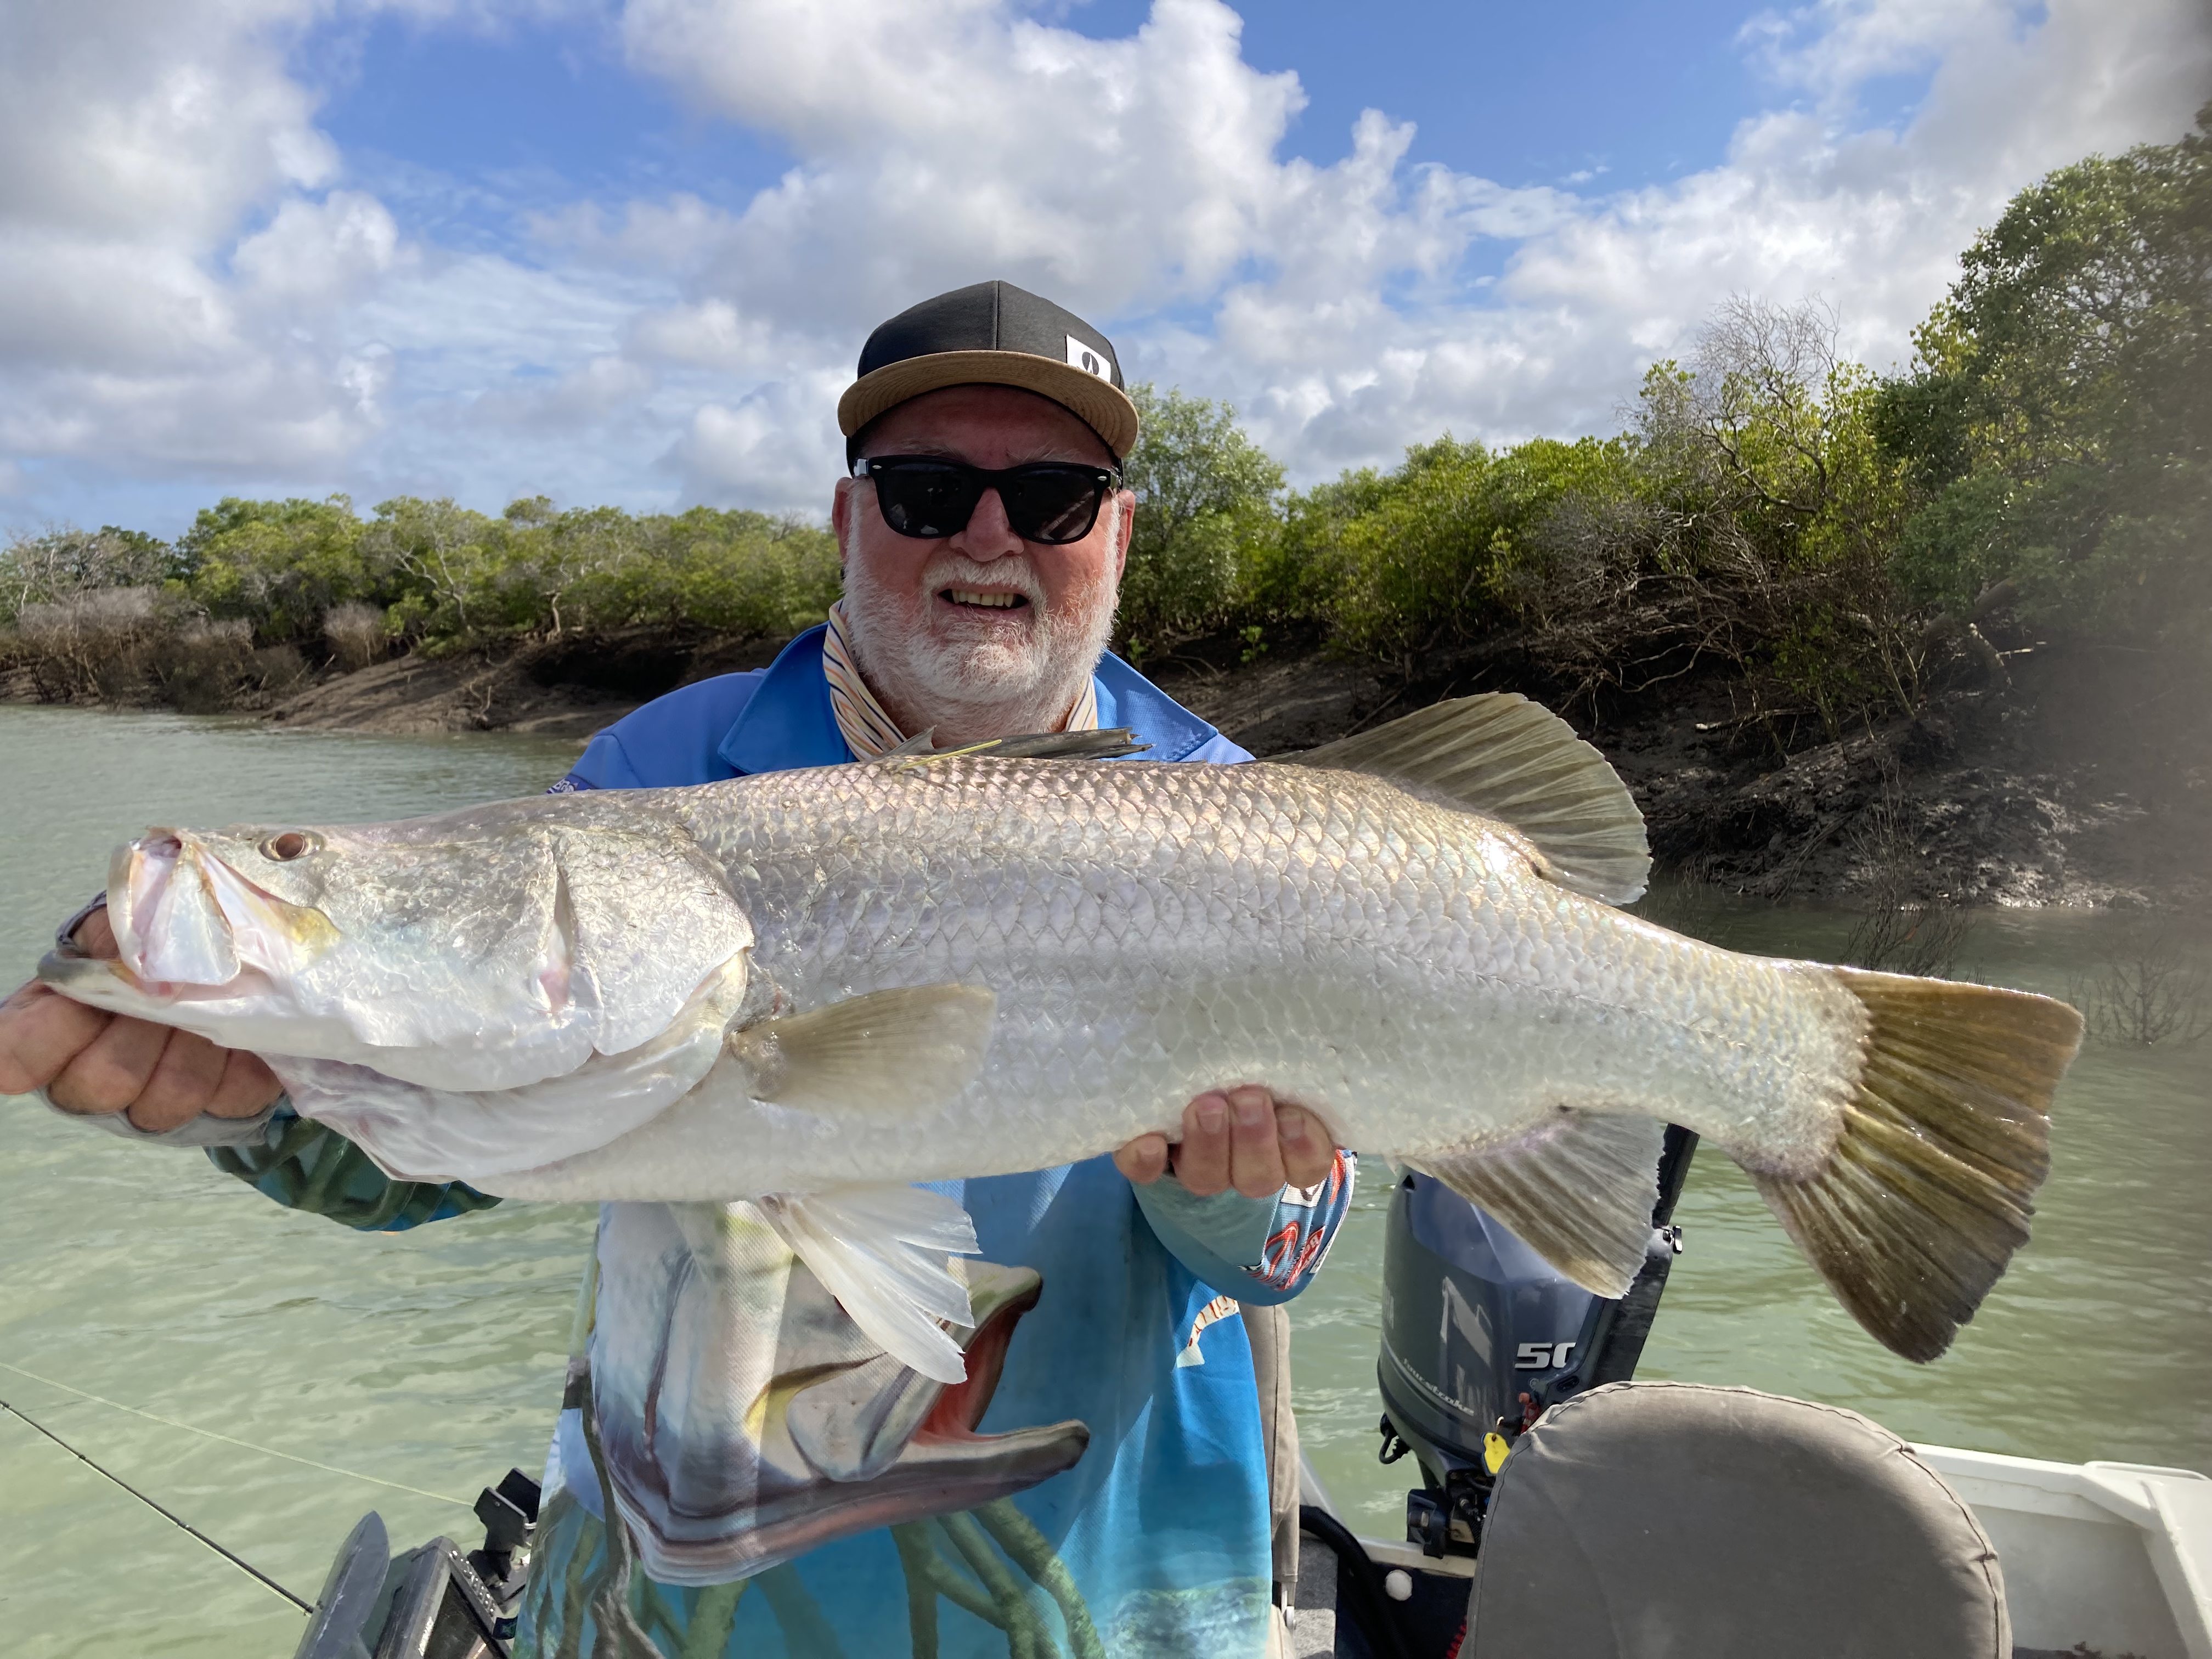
{"left": 1118, "top": 383, "right": 1285, "bottom": 650}
{"left": 1876, "top": 104, "right": 2212, "bottom": 639}
{"left": 180, "top": 495, "right": 377, "bottom": 642}
{"left": 1283, "top": 433, "right": 1641, "bottom": 667}
{"left": 9, "top": 118, "right": 2200, "bottom": 736}
{"left": 549, "top": 507, "right": 841, "bottom": 639}
{"left": 166, "top": 496, "right": 839, "bottom": 655}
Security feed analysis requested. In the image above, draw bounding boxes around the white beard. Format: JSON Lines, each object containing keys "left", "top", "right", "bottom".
{"left": 840, "top": 519, "right": 1118, "bottom": 737}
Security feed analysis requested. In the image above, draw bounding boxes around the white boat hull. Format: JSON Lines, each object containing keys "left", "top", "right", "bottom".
{"left": 1911, "top": 1445, "right": 2212, "bottom": 1659}
{"left": 1321, "top": 1444, "right": 2212, "bottom": 1657}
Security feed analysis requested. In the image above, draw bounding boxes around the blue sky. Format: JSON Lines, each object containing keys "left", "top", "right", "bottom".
{"left": 318, "top": 0, "right": 1781, "bottom": 220}
{"left": 0, "top": 0, "right": 2203, "bottom": 537}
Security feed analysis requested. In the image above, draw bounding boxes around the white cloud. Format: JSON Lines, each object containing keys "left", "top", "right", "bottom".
{"left": 0, "top": 0, "right": 386, "bottom": 477}
{"left": 1739, "top": 0, "right": 2002, "bottom": 102}
{"left": 0, "top": 0, "right": 2205, "bottom": 528}
{"left": 669, "top": 367, "right": 849, "bottom": 509}
{"left": 599, "top": 0, "right": 2209, "bottom": 495}
{"left": 233, "top": 191, "right": 404, "bottom": 306}
{"left": 0, "top": 0, "right": 628, "bottom": 501}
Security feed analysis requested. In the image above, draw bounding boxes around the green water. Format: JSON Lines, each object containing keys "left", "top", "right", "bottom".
{"left": 1, "top": 706, "right": 2206, "bottom": 1656}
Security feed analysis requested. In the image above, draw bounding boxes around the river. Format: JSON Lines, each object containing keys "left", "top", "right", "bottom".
{"left": 1, "top": 705, "right": 2205, "bottom": 1658}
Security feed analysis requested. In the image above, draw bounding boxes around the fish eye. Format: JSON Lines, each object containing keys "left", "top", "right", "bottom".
{"left": 259, "top": 830, "right": 324, "bottom": 862}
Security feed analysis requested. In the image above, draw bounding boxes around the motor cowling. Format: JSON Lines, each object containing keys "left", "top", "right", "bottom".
{"left": 1376, "top": 1130, "right": 1699, "bottom": 1557}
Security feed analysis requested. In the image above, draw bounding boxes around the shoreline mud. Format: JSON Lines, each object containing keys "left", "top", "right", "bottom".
{"left": 9, "top": 623, "right": 2207, "bottom": 909}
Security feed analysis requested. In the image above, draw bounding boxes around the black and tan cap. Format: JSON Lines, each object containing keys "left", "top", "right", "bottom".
{"left": 838, "top": 279, "right": 1140, "bottom": 460}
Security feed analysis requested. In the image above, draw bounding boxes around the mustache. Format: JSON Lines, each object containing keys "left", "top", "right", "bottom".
{"left": 918, "top": 555, "right": 1045, "bottom": 608}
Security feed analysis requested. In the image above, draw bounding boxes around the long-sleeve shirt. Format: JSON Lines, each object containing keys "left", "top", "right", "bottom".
{"left": 211, "top": 628, "right": 1355, "bottom": 1659}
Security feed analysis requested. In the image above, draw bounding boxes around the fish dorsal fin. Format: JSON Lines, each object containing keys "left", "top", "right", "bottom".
{"left": 1283, "top": 694, "right": 1651, "bottom": 904}
{"left": 1409, "top": 1112, "right": 1666, "bottom": 1298}
{"left": 880, "top": 727, "right": 1152, "bottom": 768}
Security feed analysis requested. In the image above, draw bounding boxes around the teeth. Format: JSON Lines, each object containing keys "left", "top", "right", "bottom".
{"left": 946, "top": 590, "right": 1023, "bottom": 608}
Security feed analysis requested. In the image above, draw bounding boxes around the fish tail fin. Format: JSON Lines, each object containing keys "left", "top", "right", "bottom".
{"left": 757, "top": 1184, "right": 979, "bottom": 1384}
{"left": 1750, "top": 967, "right": 2081, "bottom": 1363}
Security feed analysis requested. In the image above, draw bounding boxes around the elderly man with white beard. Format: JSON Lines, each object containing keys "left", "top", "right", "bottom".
{"left": 0, "top": 281, "right": 1355, "bottom": 1657}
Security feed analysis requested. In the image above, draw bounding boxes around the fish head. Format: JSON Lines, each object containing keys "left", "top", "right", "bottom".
{"left": 592, "top": 1207, "right": 1092, "bottom": 1586}
{"left": 44, "top": 802, "right": 754, "bottom": 1092}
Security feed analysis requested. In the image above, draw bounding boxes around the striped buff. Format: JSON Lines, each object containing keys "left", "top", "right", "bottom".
{"left": 821, "top": 597, "right": 1099, "bottom": 760}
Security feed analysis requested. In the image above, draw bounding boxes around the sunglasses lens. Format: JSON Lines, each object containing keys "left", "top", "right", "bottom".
{"left": 1001, "top": 470, "right": 1107, "bottom": 544}
{"left": 866, "top": 460, "right": 1110, "bottom": 544}
{"left": 874, "top": 465, "right": 978, "bottom": 538}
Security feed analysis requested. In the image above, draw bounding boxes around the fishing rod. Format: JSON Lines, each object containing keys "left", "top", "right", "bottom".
{"left": 1, "top": 1393, "right": 313, "bottom": 1614}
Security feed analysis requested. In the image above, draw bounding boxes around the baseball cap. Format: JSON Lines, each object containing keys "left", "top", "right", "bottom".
{"left": 838, "top": 280, "right": 1141, "bottom": 461}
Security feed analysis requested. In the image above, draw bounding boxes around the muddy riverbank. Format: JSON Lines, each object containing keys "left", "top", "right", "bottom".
{"left": 12, "top": 620, "right": 2208, "bottom": 907}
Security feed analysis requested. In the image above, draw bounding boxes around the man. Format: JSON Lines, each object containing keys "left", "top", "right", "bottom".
{"left": 0, "top": 280, "right": 1352, "bottom": 1656}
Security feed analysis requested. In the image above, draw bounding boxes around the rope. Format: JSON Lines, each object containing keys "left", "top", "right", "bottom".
{"left": 0, "top": 1356, "right": 475, "bottom": 1508}
{"left": 1, "top": 1394, "right": 312, "bottom": 1613}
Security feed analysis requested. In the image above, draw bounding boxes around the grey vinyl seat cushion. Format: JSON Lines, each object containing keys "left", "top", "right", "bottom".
{"left": 1468, "top": 1381, "right": 2009, "bottom": 1659}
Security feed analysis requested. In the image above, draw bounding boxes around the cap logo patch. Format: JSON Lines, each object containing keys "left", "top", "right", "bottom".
{"left": 1065, "top": 335, "right": 1110, "bottom": 379}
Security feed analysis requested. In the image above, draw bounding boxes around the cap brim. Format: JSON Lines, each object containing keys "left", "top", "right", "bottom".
{"left": 838, "top": 350, "right": 1140, "bottom": 459}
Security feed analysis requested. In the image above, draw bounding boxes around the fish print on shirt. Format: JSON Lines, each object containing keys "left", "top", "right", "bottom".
{"left": 1245, "top": 1150, "right": 1353, "bottom": 1295}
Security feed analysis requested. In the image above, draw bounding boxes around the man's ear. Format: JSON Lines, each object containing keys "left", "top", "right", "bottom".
{"left": 831, "top": 476, "right": 857, "bottom": 561}
{"left": 1110, "top": 487, "right": 1135, "bottom": 584}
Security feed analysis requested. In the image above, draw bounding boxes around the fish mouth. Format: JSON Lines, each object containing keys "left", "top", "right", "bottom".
{"left": 614, "top": 1264, "right": 1091, "bottom": 1585}
{"left": 100, "top": 830, "right": 337, "bottom": 998}
{"left": 912, "top": 1273, "right": 1042, "bottom": 1445}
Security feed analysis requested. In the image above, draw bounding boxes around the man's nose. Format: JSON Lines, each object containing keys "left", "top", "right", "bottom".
{"left": 951, "top": 485, "right": 1025, "bottom": 560}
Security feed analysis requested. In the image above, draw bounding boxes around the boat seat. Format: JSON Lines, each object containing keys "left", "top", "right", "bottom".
{"left": 1466, "top": 1381, "right": 2010, "bottom": 1659}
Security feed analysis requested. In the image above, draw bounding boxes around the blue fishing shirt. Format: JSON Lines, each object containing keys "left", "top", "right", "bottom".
{"left": 492, "top": 628, "right": 1356, "bottom": 1658}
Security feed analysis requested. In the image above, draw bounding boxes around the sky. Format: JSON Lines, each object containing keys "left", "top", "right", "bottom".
{"left": 1, "top": 0, "right": 2207, "bottom": 537}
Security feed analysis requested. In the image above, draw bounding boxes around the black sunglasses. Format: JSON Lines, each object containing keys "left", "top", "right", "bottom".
{"left": 853, "top": 455, "right": 1122, "bottom": 545}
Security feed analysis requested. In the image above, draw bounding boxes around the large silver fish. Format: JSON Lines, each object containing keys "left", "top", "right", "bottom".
{"left": 40, "top": 696, "right": 2081, "bottom": 1378}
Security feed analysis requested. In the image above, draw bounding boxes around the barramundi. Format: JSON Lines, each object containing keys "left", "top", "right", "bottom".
{"left": 39, "top": 696, "right": 2083, "bottom": 1381}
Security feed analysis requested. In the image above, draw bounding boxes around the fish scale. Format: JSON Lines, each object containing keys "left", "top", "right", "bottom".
{"left": 42, "top": 695, "right": 2081, "bottom": 1367}
{"left": 521, "top": 754, "right": 1869, "bottom": 1199}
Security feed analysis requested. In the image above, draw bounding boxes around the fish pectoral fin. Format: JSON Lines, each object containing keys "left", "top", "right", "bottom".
{"left": 1409, "top": 1113, "right": 1666, "bottom": 1297}
{"left": 1281, "top": 693, "right": 1651, "bottom": 905}
{"left": 756, "top": 1186, "right": 980, "bottom": 1386}
{"left": 727, "top": 984, "right": 996, "bottom": 1113}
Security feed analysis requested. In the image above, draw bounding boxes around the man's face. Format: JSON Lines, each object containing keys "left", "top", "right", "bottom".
{"left": 831, "top": 383, "right": 1135, "bottom": 741}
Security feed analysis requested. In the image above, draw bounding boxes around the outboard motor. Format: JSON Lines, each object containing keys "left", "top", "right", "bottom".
{"left": 1376, "top": 1126, "right": 1698, "bottom": 1558}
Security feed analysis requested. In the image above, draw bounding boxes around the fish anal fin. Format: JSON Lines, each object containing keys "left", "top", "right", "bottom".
{"left": 729, "top": 985, "right": 996, "bottom": 1114}
{"left": 1409, "top": 1112, "right": 1666, "bottom": 1297}
{"left": 1283, "top": 694, "right": 1650, "bottom": 905}
{"left": 756, "top": 1185, "right": 981, "bottom": 1385}
{"left": 1750, "top": 968, "right": 2078, "bottom": 1363}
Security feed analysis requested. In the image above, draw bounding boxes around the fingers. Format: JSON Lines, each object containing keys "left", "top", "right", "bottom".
{"left": 1120, "top": 1087, "right": 1344, "bottom": 1200}
{"left": 1113, "top": 1132, "right": 1171, "bottom": 1186}
{"left": 206, "top": 1049, "right": 283, "bottom": 1119}
{"left": 128, "top": 1030, "right": 232, "bottom": 1132}
{"left": 1276, "top": 1104, "right": 1336, "bottom": 1190}
{"left": 48, "top": 1013, "right": 170, "bottom": 1115}
{"left": 1169, "top": 1088, "right": 1289, "bottom": 1199}
{"left": 1226, "top": 1085, "right": 1285, "bottom": 1198}
{"left": 1174, "top": 1093, "right": 1233, "bottom": 1196}
{"left": 52, "top": 1019, "right": 279, "bottom": 1130}
{"left": 0, "top": 980, "right": 116, "bottom": 1098}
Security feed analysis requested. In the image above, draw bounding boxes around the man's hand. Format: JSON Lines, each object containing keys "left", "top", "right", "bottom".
{"left": 0, "top": 907, "right": 280, "bottom": 1132}
{"left": 1113, "top": 1086, "right": 1336, "bottom": 1199}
